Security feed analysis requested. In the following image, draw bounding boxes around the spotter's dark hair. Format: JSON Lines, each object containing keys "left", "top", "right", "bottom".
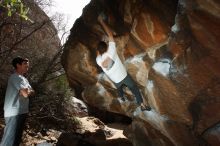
{"left": 12, "top": 56, "right": 29, "bottom": 69}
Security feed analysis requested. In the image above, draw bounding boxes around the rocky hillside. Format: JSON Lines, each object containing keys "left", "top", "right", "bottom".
{"left": 62, "top": 0, "right": 220, "bottom": 145}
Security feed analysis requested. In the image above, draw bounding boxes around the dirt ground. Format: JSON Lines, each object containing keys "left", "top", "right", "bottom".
{"left": 0, "top": 116, "right": 131, "bottom": 146}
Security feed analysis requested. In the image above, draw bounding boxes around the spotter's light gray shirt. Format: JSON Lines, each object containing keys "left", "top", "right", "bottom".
{"left": 4, "top": 73, "right": 31, "bottom": 117}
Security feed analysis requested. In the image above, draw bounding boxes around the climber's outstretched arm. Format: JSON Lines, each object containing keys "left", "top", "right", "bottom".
{"left": 98, "top": 15, "right": 114, "bottom": 42}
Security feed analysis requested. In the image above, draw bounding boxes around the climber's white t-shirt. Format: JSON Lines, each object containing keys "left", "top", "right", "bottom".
{"left": 96, "top": 41, "right": 127, "bottom": 83}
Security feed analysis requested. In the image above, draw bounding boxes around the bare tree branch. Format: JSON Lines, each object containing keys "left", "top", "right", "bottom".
{"left": 0, "top": 19, "right": 51, "bottom": 69}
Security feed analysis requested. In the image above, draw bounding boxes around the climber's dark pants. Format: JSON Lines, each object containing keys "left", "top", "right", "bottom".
{"left": 114, "top": 74, "right": 143, "bottom": 105}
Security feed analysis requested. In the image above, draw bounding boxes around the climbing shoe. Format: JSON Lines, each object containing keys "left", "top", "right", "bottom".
{"left": 120, "top": 96, "right": 126, "bottom": 102}
{"left": 140, "top": 104, "right": 151, "bottom": 111}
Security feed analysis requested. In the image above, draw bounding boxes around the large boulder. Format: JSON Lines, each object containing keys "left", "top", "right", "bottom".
{"left": 62, "top": 0, "right": 220, "bottom": 145}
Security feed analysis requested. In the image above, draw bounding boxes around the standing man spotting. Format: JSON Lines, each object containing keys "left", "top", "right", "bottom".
{"left": 1, "top": 56, "right": 34, "bottom": 146}
{"left": 96, "top": 14, "right": 151, "bottom": 111}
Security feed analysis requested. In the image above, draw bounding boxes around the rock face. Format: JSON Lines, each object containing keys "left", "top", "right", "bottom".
{"left": 57, "top": 117, "right": 133, "bottom": 146}
{"left": 63, "top": 96, "right": 88, "bottom": 117}
{"left": 62, "top": 0, "right": 220, "bottom": 145}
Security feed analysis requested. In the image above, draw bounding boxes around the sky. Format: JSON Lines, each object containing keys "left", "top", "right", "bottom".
{"left": 47, "top": 0, "right": 91, "bottom": 42}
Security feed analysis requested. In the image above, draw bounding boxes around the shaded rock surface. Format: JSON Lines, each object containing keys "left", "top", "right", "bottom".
{"left": 56, "top": 117, "right": 132, "bottom": 146}
{"left": 63, "top": 96, "right": 89, "bottom": 117}
{"left": 62, "top": 0, "right": 220, "bottom": 145}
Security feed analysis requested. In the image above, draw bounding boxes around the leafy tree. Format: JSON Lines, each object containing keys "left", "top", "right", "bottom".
{"left": 0, "top": 0, "right": 32, "bottom": 22}
{"left": 0, "top": 0, "right": 67, "bottom": 95}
